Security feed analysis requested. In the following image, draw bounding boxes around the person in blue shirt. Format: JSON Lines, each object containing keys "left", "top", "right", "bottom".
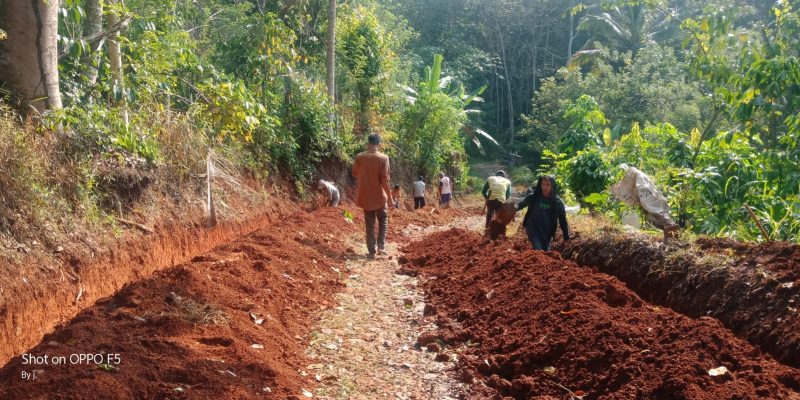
{"left": 517, "top": 175, "right": 570, "bottom": 250}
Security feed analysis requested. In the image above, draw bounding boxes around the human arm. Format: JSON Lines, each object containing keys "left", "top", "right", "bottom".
{"left": 557, "top": 200, "right": 570, "bottom": 241}
{"left": 381, "top": 158, "right": 393, "bottom": 205}
{"left": 481, "top": 181, "right": 490, "bottom": 199}
{"left": 351, "top": 156, "right": 360, "bottom": 178}
{"left": 517, "top": 194, "right": 533, "bottom": 210}
{"left": 505, "top": 184, "right": 511, "bottom": 202}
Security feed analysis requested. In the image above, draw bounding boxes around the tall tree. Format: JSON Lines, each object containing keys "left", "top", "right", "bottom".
{"left": 107, "top": 0, "right": 128, "bottom": 129}
{"left": 82, "top": 0, "right": 104, "bottom": 88}
{"left": 326, "top": 0, "right": 336, "bottom": 135}
{"left": 493, "top": 12, "right": 514, "bottom": 147}
{"left": 578, "top": 2, "right": 664, "bottom": 55}
{"left": 0, "top": 0, "right": 62, "bottom": 115}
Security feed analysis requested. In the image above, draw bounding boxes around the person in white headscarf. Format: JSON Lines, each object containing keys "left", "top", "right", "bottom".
{"left": 317, "top": 179, "right": 340, "bottom": 207}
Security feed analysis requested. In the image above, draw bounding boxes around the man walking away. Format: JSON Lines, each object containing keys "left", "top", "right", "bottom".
{"left": 482, "top": 170, "right": 512, "bottom": 229}
{"left": 438, "top": 172, "right": 452, "bottom": 207}
{"left": 517, "top": 175, "right": 569, "bottom": 250}
{"left": 352, "top": 134, "right": 394, "bottom": 259}
{"left": 412, "top": 176, "right": 426, "bottom": 209}
{"left": 317, "top": 179, "right": 340, "bottom": 207}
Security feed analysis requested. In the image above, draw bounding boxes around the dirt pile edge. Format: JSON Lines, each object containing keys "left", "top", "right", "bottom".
{"left": 402, "top": 229, "right": 800, "bottom": 399}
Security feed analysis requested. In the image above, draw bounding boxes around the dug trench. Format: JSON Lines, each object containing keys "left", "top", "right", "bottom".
{"left": 401, "top": 229, "right": 800, "bottom": 399}
{"left": 558, "top": 227, "right": 800, "bottom": 368}
{"left": 0, "top": 205, "right": 474, "bottom": 399}
{"left": 0, "top": 197, "right": 300, "bottom": 368}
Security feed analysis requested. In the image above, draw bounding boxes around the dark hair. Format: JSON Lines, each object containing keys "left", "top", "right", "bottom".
{"left": 367, "top": 134, "right": 381, "bottom": 145}
{"left": 417, "top": 175, "right": 424, "bottom": 181}
{"left": 532, "top": 175, "right": 558, "bottom": 199}
{"left": 495, "top": 170, "right": 506, "bottom": 177}
{"left": 393, "top": 184, "right": 400, "bottom": 190}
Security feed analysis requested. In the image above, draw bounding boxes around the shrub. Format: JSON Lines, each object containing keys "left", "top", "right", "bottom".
{"left": 567, "top": 148, "right": 611, "bottom": 201}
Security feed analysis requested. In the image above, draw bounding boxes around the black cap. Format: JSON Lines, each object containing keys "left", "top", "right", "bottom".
{"left": 496, "top": 170, "right": 506, "bottom": 177}
{"left": 368, "top": 134, "right": 381, "bottom": 145}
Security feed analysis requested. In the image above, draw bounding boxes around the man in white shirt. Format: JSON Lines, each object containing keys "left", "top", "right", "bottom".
{"left": 317, "top": 179, "right": 340, "bottom": 207}
{"left": 437, "top": 172, "right": 452, "bottom": 207}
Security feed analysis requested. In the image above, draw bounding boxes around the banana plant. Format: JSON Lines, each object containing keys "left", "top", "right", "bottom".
{"left": 401, "top": 54, "right": 500, "bottom": 155}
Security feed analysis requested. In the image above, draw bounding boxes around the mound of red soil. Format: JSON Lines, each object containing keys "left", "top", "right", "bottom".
{"left": 561, "top": 231, "right": 800, "bottom": 368}
{"left": 387, "top": 205, "right": 479, "bottom": 239}
{"left": 0, "top": 196, "right": 300, "bottom": 367}
{"left": 0, "top": 207, "right": 361, "bottom": 399}
{"left": 402, "top": 229, "right": 800, "bottom": 399}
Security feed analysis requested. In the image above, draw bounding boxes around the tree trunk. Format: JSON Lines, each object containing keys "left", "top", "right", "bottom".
{"left": 0, "top": 0, "right": 62, "bottom": 115}
{"left": 83, "top": 0, "right": 104, "bottom": 88}
{"left": 494, "top": 64, "right": 500, "bottom": 133}
{"left": 353, "top": 89, "right": 370, "bottom": 136}
{"left": 495, "top": 20, "right": 515, "bottom": 148}
{"left": 326, "top": 0, "right": 336, "bottom": 136}
{"left": 107, "top": 0, "right": 129, "bottom": 129}
{"left": 567, "top": 0, "right": 574, "bottom": 59}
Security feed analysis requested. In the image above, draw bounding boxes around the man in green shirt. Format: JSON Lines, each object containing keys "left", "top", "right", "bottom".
{"left": 481, "top": 170, "right": 512, "bottom": 229}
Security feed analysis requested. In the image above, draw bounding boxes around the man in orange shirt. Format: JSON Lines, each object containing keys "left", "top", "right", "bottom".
{"left": 352, "top": 134, "right": 394, "bottom": 259}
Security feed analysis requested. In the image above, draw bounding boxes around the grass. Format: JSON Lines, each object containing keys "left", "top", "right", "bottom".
{"left": 0, "top": 101, "right": 273, "bottom": 270}
{"left": 153, "top": 291, "right": 229, "bottom": 325}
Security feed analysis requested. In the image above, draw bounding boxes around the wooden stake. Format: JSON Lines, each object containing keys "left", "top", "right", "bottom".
{"left": 744, "top": 203, "right": 770, "bottom": 241}
{"left": 207, "top": 152, "right": 218, "bottom": 228}
{"left": 114, "top": 217, "right": 154, "bottom": 233}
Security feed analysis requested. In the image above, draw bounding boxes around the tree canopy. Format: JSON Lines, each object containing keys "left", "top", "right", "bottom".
{"left": 0, "top": 0, "right": 798, "bottom": 241}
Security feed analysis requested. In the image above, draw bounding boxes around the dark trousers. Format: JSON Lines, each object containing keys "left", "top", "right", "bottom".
{"left": 527, "top": 230, "right": 551, "bottom": 251}
{"left": 364, "top": 208, "right": 388, "bottom": 255}
{"left": 485, "top": 199, "right": 503, "bottom": 227}
{"left": 414, "top": 197, "right": 425, "bottom": 209}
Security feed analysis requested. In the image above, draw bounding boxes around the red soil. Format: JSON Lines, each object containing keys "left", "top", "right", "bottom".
{"left": 0, "top": 207, "right": 361, "bottom": 399}
{"left": 561, "top": 231, "right": 800, "bottom": 368}
{"left": 0, "top": 198, "right": 299, "bottom": 367}
{"left": 696, "top": 237, "right": 800, "bottom": 282}
{"left": 386, "top": 205, "right": 479, "bottom": 239}
{"left": 401, "top": 229, "right": 800, "bottom": 399}
{"left": 0, "top": 203, "right": 474, "bottom": 399}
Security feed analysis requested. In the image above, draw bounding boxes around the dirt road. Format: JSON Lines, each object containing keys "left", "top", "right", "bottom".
{"left": 1, "top": 203, "right": 799, "bottom": 399}
{"left": 0, "top": 205, "right": 474, "bottom": 399}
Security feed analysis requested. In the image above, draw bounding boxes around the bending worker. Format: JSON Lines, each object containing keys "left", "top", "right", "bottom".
{"left": 317, "top": 179, "right": 340, "bottom": 207}
{"left": 482, "top": 170, "right": 512, "bottom": 229}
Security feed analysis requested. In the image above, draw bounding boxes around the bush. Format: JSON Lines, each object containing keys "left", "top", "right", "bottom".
{"left": 397, "top": 92, "right": 466, "bottom": 183}
{"left": 567, "top": 148, "right": 611, "bottom": 202}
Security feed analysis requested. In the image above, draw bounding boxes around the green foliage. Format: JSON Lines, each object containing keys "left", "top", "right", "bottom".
{"left": 398, "top": 91, "right": 466, "bottom": 183}
{"left": 521, "top": 44, "right": 708, "bottom": 168}
{"left": 0, "top": 107, "right": 57, "bottom": 231}
{"left": 558, "top": 95, "right": 606, "bottom": 156}
{"left": 577, "top": 1, "right": 665, "bottom": 55}
{"left": 15, "top": 0, "right": 800, "bottom": 246}
{"left": 51, "top": 0, "right": 348, "bottom": 193}
{"left": 339, "top": 4, "right": 394, "bottom": 135}
{"left": 396, "top": 54, "right": 497, "bottom": 188}
{"left": 583, "top": 192, "right": 610, "bottom": 208}
{"left": 567, "top": 148, "right": 611, "bottom": 201}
